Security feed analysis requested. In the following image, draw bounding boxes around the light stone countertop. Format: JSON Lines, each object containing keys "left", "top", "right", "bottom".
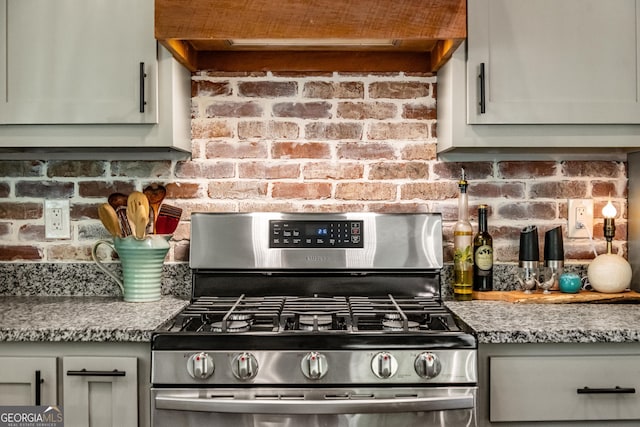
{"left": 4, "top": 292, "right": 640, "bottom": 345}
{"left": 445, "top": 300, "right": 640, "bottom": 344}
{"left": 0, "top": 296, "right": 189, "bottom": 342}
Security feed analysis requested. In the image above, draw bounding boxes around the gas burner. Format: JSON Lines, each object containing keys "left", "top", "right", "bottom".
{"left": 210, "top": 320, "right": 251, "bottom": 333}
{"left": 228, "top": 313, "right": 255, "bottom": 323}
{"left": 383, "top": 312, "right": 402, "bottom": 320}
{"left": 382, "top": 319, "right": 420, "bottom": 331}
{"left": 299, "top": 314, "right": 333, "bottom": 331}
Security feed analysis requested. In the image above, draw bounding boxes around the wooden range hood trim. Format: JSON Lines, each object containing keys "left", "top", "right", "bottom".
{"left": 162, "top": 44, "right": 463, "bottom": 74}
{"left": 155, "top": 0, "right": 466, "bottom": 73}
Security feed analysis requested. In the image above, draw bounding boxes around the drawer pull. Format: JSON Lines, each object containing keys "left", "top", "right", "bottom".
{"left": 577, "top": 386, "right": 636, "bottom": 394}
{"left": 66, "top": 369, "right": 126, "bottom": 377}
{"left": 35, "top": 370, "right": 42, "bottom": 405}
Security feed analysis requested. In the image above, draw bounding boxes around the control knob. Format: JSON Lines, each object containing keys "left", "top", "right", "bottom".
{"left": 301, "top": 352, "right": 328, "bottom": 380}
{"left": 371, "top": 352, "right": 398, "bottom": 379}
{"left": 414, "top": 352, "right": 442, "bottom": 379}
{"left": 232, "top": 353, "right": 259, "bottom": 380}
{"left": 187, "top": 352, "right": 214, "bottom": 379}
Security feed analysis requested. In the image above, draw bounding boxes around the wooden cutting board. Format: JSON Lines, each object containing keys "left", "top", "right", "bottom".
{"left": 471, "top": 290, "right": 640, "bottom": 304}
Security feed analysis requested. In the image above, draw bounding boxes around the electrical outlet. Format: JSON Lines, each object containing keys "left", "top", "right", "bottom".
{"left": 45, "top": 199, "right": 71, "bottom": 239}
{"left": 568, "top": 199, "right": 594, "bottom": 239}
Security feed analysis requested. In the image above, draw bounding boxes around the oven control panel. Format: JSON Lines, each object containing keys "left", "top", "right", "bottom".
{"left": 152, "top": 349, "right": 477, "bottom": 385}
{"left": 269, "top": 220, "right": 364, "bottom": 248}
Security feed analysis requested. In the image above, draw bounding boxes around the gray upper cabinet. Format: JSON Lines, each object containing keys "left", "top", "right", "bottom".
{"left": 0, "top": 0, "right": 157, "bottom": 125}
{"left": 0, "top": 0, "right": 191, "bottom": 159}
{"left": 467, "top": 0, "right": 640, "bottom": 125}
{"left": 437, "top": 0, "right": 640, "bottom": 159}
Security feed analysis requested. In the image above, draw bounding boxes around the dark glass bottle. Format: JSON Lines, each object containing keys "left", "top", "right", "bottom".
{"left": 473, "top": 204, "right": 493, "bottom": 291}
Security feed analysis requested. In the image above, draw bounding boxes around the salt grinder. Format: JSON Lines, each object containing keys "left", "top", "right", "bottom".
{"left": 517, "top": 225, "right": 540, "bottom": 293}
{"left": 544, "top": 226, "right": 564, "bottom": 291}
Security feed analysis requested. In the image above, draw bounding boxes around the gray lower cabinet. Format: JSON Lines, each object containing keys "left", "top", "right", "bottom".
{"left": 63, "top": 357, "right": 137, "bottom": 427}
{"left": 0, "top": 342, "right": 150, "bottom": 427}
{"left": 479, "top": 343, "right": 640, "bottom": 426}
{"left": 0, "top": 357, "right": 57, "bottom": 405}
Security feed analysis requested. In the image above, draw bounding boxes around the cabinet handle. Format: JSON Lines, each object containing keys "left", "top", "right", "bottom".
{"left": 577, "top": 386, "right": 636, "bottom": 394}
{"left": 478, "top": 63, "right": 486, "bottom": 114}
{"left": 66, "top": 369, "right": 126, "bottom": 377}
{"left": 35, "top": 370, "right": 42, "bottom": 405}
{"left": 139, "top": 62, "right": 147, "bottom": 113}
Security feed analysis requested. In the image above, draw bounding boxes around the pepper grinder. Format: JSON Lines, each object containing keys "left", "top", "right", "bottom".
{"left": 517, "top": 225, "right": 540, "bottom": 294}
{"left": 543, "top": 226, "right": 564, "bottom": 292}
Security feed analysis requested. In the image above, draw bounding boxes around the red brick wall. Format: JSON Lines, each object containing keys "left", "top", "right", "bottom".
{"left": 0, "top": 72, "right": 627, "bottom": 263}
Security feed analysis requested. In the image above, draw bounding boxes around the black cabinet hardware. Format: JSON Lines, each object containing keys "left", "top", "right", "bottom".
{"left": 34, "top": 370, "right": 42, "bottom": 405}
{"left": 478, "top": 63, "right": 486, "bottom": 114}
{"left": 66, "top": 369, "right": 126, "bottom": 377}
{"left": 139, "top": 62, "right": 147, "bottom": 113}
{"left": 577, "top": 386, "right": 636, "bottom": 394}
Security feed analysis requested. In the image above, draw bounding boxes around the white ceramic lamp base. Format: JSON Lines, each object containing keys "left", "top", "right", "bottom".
{"left": 587, "top": 253, "right": 632, "bottom": 293}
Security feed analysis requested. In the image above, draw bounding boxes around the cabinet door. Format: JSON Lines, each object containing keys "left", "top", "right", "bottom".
{"left": 467, "top": 0, "right": 640, "bottom": 124}
{"left": 63, "top": 356, "right": 137, "bottom": 427}
{"left": 0, "top": 357, "right": 57, "bottom": 405}
{"left": 490, "top": 355, "right": 640, "bottom": 422}
{"left": 0, "top": 0, "right": 157, "bottom": 124}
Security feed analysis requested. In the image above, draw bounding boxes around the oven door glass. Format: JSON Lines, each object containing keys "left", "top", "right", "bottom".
{"left": 152, "top": 387, "right": 477, "bottom": 427}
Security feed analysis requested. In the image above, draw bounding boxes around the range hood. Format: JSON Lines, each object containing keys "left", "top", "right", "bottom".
{"left": 155, "top": 0, "right": 466, "bottom": 73}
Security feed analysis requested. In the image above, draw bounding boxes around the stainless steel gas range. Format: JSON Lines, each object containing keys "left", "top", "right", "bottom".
{"left": 151, "top": 212, "right": 478, "bottom": 427}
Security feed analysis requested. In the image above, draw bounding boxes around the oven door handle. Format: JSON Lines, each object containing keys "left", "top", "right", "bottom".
{"left": 155, "top": 394, "right": 474, "bottom": 414}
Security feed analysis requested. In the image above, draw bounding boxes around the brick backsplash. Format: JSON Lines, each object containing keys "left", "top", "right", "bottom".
{"left": 0, "top": 72, "right": 628, "bottom": 263}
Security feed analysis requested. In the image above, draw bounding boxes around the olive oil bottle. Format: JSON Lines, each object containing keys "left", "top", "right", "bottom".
{"left": 453, "top": 168, "right": 473, "bottom": 301}
{"left": 473, "top": 204, "right": 493, "bottom": 291}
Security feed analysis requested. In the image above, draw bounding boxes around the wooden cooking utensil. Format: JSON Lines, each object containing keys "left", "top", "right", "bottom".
{"left": 107, "top": 192, "right": 128, "bottom": 210}
{"left": 143, "top": 184, "right": 167, "bottom": 234}
{"left": 127, "top": 191, "right": 150, "bottom": 239}
{"left": 115, "top": 207, "right": 132, "bottom": 237}
{"left": 98, "top": 203, "right": 122, "bottom": 238}
{"left": 108, "top": 193, "right": 131, "bottom": 237}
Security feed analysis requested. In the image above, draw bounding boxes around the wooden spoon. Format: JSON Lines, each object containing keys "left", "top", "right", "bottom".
{"left": 107, "top": 192, "right": 128, "bottom": 210}
{"left": 127, "top": 191, "right": 150, "bottom": 239}
{"left": 97, "top": 203, "right": 121, "bottom": 238}
{"left": 143, "top": 184, "right": 167, "bottom": 234}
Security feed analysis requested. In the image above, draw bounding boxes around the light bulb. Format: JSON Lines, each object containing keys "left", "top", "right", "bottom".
{"left": 602, "top": 200, "right": 616, "bottom": 219}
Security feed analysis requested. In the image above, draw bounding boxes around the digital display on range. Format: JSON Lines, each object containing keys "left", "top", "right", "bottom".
{"left": 307, "top": 225, "right": 329, "bottom": 236}
{"left": 270, "top": 220, "right": 363, "bottom": 248}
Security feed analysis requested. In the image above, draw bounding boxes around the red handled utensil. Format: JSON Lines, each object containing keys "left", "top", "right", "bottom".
{"left": 155, "top": 204, "right": 182, "bottom": 235}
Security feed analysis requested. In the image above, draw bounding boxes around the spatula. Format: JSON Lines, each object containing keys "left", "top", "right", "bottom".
{"left": 155, "top": 203, "right": 182, "bottom": 235}
{"left": 127, "top": 191, "right": 150, "bottom": 239}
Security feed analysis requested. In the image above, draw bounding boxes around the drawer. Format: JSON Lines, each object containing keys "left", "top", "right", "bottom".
{"left": 490, "top": 355, "right": 640, "bottom": 422}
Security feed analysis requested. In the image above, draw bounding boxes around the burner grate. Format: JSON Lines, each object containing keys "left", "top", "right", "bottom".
{"left": 176, "top": 295, "right": 284, "bottom": 332}
{"left": 280, "top": 296, "right": 351, "bottom": 332}
{"left": 349, "top": 295, "right": 460, "bottom": 332}
{"left": 167, "top": 295, "right": 459, "bottom": 333}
